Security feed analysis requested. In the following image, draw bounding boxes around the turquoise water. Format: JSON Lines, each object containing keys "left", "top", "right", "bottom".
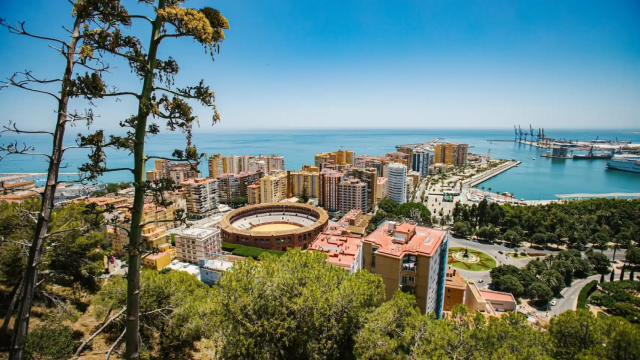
{"left": 1, "top": 129, "right": 639, "bottom": 200}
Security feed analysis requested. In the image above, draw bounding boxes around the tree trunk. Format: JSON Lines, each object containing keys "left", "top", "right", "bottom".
{"left": 0, "top": 276, "right": 23, "bottom": 338}
{"left": 125, "top": 3, "right": 164, "bottom": 359}
{"left": 612, "top": 247, "right": 617, "bottom": 261}
{"left": 10, "top": 18, "right": 81, "bottom": 360}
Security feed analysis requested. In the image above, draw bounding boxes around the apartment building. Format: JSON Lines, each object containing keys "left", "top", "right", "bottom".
{"left": 347, "top": 168, "right": 378, "bottom": 210}
{"left": 434, "top": 143, "right": 468, "bottom": 166}
{"left": 248, "top": 159, "right": 266, "bottom": 173}
{"left": 338, "top": 178, "right": 368, "bottom": 214}
{"left": 444, "top": 268, "right": 465, "bottom": 312}
{"left": 397, "top": 148, "right": 414, "bottom": 170}
{"left": 387, "top": 163, "right": 407, "bottom": 204}
{"left": 148, "top": 159, "right": 198, "bottom": 184}
{"left": 260, "top": 172, "right": 288, "bottom": 203}
{"left": 181, "top": 178, "right": 219, "bottom": 219}
{"left": 217, "top": 171, "right": 263, "bottom": 204}
{"left": 247, "top": 183, "right": 260, "bottom": 205}
{"left": 376, "top": 177, "right": 387, "bottom": 203}
{"left": 455, "top": 144, "right": 469, "bottom": 166}
{"left": 287, "top": 170, "right": 320, "bottom": 198}
{"left": 175, "top": 227, "right": 221, "bottom": 263}
{"left": 315, "top": 150, "right": 355, "bottom": 168}
{"left": 142, "top": 251, "right": 172, "bottom": 270}
{"left": 319, "top": 170, "right": 344, "bottom": 213}
{"left": 309, "top": 232, "right": 363, "bottom": 274}
{"left": 255, "top": 154, "right": 285, "bottom": 173}
{"left": 363, "top": 221, "right": 449, "bottom": 317}
{"left": 208, "top": 154, "right": 224, "bottom": 178}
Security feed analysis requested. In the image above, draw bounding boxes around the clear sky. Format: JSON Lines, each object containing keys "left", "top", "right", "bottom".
{"left": 1, "top": 0, "right": 639, "bottom": 132}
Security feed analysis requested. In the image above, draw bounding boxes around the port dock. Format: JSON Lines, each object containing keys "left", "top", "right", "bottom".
{"left": 463, "top": 160, "right": 521, "bottom": 188}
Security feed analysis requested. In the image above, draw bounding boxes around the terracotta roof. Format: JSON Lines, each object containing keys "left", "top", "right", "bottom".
{"left": 364, "top": 222, "right": 446, "bottom": 259}
{"left": 310, "top": 233, "right": 362, "bottom": 270}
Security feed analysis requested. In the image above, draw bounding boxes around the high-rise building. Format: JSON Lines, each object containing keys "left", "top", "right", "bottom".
{"left": 181, "top": 178, "right": 219, "bottom": 219}
{"left": 455, "top": 144, "right": 469, "bottom": 166}
{"left": 149, "top": 159, "right": 198, "bottom": 183}
{"left": 376, "top": 177, "right": 387, "bottom": 203}
{"left": 247, "top": 183, "right": 260, "bottom": 205}
{"left": 256, "top": 154, "right": 285, "bottom": 173}
{"left": 248, "top": 159, "right": 266, "bottom": 173}
{"left": 338, "top": 178, "right": 368, "bottom": 214}
{"left": 363, "top": 222, "right": 449, "bottom": 316}
{"left": 347, "top": 168, "right": 378, "bottom": 209}
{"left": 217, "top": 171, "right": 264, "bottom": 204}
{"left": 397, "top": 148, "right": 414, "bottom": 171}
{"left": 434, "top": 144, "right": 456, "bottom": 165}
{"left": 319, "top": 170, "right": 344, "bottom": 213}
{"left": 387, "top": 163, "right": 407, "bottom": 204}
{"left": 175, "top": 228, "right": 221, "bottom": 263}
{"left": 412, "top": 150, "right": 430, "bottom": 176}
{"left": 260, "top": 172, "right": 288, "bottom": 203}
{"left": 315, "top": 150, "right": 355, "bottom": 168}
{"left": 208, "top": 154, "right": 224, "bottom": 178}
{"left": 287, "top": 170, "right": 320, "bottom": 198}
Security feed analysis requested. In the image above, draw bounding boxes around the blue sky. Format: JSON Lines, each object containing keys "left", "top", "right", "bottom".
{"left": 0, "top": 0, "right": 639, "bottom": 132}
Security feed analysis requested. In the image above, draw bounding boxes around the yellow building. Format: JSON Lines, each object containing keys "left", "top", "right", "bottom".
{"left": 208, "top": 154, "right": 225, "bottom": 178}
{"left": 301, "top": 164, "right": 319, "bottom": 173}
{"left": 314, "top": 150, "right": 355, "bottom": 167}
{"left": 314, "top": 153, "right": 332, "bottom": 167}
{"left": 434, "top": 144, "right": 456, "bottom": 165}
{"left": 247, "top": 183, "right": 261, "bottom": 204}
{"left": 260, "top": 172, "right": 288, "bottom": 203}
{"left": 157, "top": 242, "right": 176, "bottom": 259}
{"left": 142, "top": 251, "right": 172, "bottom": 270}
{"left": 287, "top": 170, "right": 319, "bottom": 198}
{"left": 141, "top": 224, "right": 169, "bottom": 249}
{"left": 444, "top": 268, "right": 465, "bottom": 312}
{"left": 107, "top": 220, "right": 130, "bottom": 256}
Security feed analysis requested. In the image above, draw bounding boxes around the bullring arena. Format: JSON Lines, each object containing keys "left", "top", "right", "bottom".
{"left": 220, "top": 203, "right": 329, "bottom": 251}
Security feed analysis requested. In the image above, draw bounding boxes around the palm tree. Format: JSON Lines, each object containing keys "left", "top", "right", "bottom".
{"left": 488, "top": 187, "right": 492, "bottom": 192}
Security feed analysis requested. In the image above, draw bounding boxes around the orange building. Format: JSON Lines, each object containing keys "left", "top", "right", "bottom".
{"left": 444, "top": 268, "right": 465, "bottom": 312}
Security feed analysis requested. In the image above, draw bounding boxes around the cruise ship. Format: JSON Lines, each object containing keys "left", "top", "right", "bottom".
{"left": 605, "top": 155, "right": 640, "bottom": 173}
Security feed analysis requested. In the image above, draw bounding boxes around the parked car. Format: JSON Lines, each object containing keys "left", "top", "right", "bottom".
{"left": 549, "top": 300, "right": 557, "bottom": 306}
{"left": 498, "top": 251, "right": 503, "bottom": 254}
{"left": 477, "top": 279, "right": 484, "bottom": 283}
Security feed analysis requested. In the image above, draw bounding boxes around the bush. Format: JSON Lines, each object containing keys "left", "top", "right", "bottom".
{"left": 589, "top": 291, "right": 616, "bottom": 308}
{"left": 26, "top": 321, "right": 75, "bottom": 360}
{"left": 527, "top": 252, "right": 547, "bottom": 257}
{"left": 577, "top": 280, "right": 599, "bottom": 308}
{"left": 520, "top": 251, "right": 527, "bottom": 256}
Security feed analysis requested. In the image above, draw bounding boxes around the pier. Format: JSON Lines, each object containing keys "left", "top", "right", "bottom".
{"left": 555, "top": 193, "right": 640, "bottom": 201}
{"left": 0, "top": 173, "right": 81, "bottom": 182}
{"left": 463, "top": 160, "right": 521, "bottom": 188}
{"left": 396, "top": 138, "right": 442, "bottom": 149}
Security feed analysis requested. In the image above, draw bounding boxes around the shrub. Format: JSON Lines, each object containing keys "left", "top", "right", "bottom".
{"left": 578, "top": 280, "right": 598, "bottom": 309}
{"left": 221, "top": 241, "right": 284, "bottom": 260}
{"left": 589, "top": 291, "right": 615, "bottom": 308}
{"left": 26, "top": 321, "right": 75, "bottom": 360}
{"left": 520, "top": 251, "right": 527, "bottom": 257}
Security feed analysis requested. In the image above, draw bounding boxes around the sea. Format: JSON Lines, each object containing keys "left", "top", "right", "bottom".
{"left": 1, "top": 128, "right": 639, "bottom": 200}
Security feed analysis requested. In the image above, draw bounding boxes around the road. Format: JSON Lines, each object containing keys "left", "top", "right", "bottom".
{"left": 549, "top": 275, "right": 600, "bottom": 316}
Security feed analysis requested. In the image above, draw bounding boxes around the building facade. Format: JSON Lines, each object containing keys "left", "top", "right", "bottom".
{"left": 376, "top": 177, "right": 387, "bottom": 203}
{"left": 347, "top": 168, "right": 378, "bottom": 210}
{"left": 260, "top": 172, "right": 288, "bottom": 203}
{"left": 338, "top": 178, "right": 368, "bottom": 214}
{"left": 444, "top": 268, "right": 465, "bottom": 312}
{"left": 247, "top": 183, "right": 260, "bottom": 205}
{"left": 387, "top": 163, "right": 407, "bottom": 204}
{"left": 208, "top": 154, "right": 224, "bottom": 178}
{"left": 412, "top": 150, "right": 430, "bottom": 176}
{"left": 319, "top": 170, "right": 344, "bottom": 213}
{"left": 363, "top": 222, "right": 449, "bottom": 317}
{"left": 181, "top": 178, "right": 219, "bottom": 219}
{"left": 309, "top": 232, "right": 363, "bottom": 274}
{"left": 287, "top": 170, "right": 320, "bottom": 199}
{"left": 175, "top": 228, "right": 221, "bottom": 263}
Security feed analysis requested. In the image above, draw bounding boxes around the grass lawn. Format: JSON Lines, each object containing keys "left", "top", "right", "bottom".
{"left": 447, "top": 247, "right": 497, "bottom": 271}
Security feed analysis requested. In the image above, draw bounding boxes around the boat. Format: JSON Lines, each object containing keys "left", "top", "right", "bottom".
{"left": 573, "top": 146, "right": 613, "bottom": 160}
{"left": 605, "top": 156, "right": 640, "bottom": 173}
{"left": 532, "top": 158, "right": 535, "bottom": 160}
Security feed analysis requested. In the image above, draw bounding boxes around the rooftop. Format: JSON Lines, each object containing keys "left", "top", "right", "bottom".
{"left": 364, "top": 221, "right": 446, "bottom": 259}
{"left": 310, "top": 233, "right": 362, "bottom": 271}
{"left": 200, "top": 258, "right": 234, "bottom": 272}
{"left": 479, "top": 289, "right": 517, "bottom": 303}
{"left": 179, "top": 227, "right": 218, "bottom": 238}
{"left": 145, "top": 252, "right": 170, "bottom": 260}
{"left": 377, "top": 177, "right": 388, "bottom": 185}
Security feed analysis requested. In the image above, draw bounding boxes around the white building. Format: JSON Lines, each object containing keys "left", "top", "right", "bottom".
{"left": 248, "top": 159, "right": 267, "bottom": 173}
{"left": 256, "top": 155, "right": 285, "bottom": 173}
{"left": 181, "top": 178, "right": 219, "bottom": 219}
{"left": 387, "top": 163, "right": 407, "bottom": 204}
{"left": 199, "top": 257, "right": 233, "bottom": 285}
{"left": 175, "top": 228, "right": 221, "bottom": 264}
{"left": 338, "top": 178, "right": 368, "bottom": 214}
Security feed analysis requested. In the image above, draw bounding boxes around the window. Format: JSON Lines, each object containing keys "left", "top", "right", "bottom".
{"left": 446, "top": 301, "right": 450, "bottom": 305}
{"left": 447, "top": 289, "right": 450, "bottom": 293}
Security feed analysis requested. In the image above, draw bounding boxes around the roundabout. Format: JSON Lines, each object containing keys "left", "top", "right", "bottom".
{"left": 447, "top": 247, "right": 496, "bottom": 271}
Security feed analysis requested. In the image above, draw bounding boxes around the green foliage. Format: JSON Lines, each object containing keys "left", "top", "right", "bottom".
{"left": 298, "top": 186, "right": 309, "bottom": 203}
{"left": 452, "top": 221, "right": 473, "bottom": 237}
{"left": 528, "top": 282, "right": 553, "bottom": 302}
{"left": 476, "top": 225, "right": 499, "bottom": 241}
{"left": 577, "top": 280, "right": 598, "bottom": 309}
{"left": 549, "top": 310, "right": 604, "bottom": 360}
{"left": 231, "top": 196, "right": 248, "bottom": 208}
{"left": 94, "top": 269, "right": 214, "bottom": 357}
{"left": 377, "top": 198, "right": 398, "bottom": 214}
{"left": 495, "top": 275, "right": 525, "bottom": 297}
{"left": 220, "top": 241, "right": 284, "bottom": 259}
{"left": 208, "top": 249, "right": 384, "bottom": 359}
{"left": 626, "top": 246, "right": 640, "bottom": 266}
{"left": 588, "top": 252, "right": 612, "bottom": 275}
{"left": 25, "top": 320, "right": 75, "bottom": 360}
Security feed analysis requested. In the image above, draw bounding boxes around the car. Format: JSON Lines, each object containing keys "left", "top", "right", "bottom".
{"left": 549, "top": 300, "right": 557, "bottom": 306}
{"left": 498, "top": 251, "right": 504, "bottom": 254}
{"left": 477, "top": 279, "right": 484, "bottom": 283}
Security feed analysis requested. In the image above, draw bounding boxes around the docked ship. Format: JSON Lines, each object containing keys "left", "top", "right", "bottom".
{"left": 573, "top": 146, "right": 613, "bottom": 160}
{"left": 605, "top": 156, "right": 640, "bottom": 173}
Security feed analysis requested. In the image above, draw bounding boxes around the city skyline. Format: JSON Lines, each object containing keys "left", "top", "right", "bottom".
{"left": 0, "top": 0, "right": 638, "bottom": 132}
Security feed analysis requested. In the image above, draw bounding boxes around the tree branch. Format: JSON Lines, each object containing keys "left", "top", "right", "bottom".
{"left": 156, "top": 33, "right": 189, "bottom": 43}
{"left": 105, "top": 328, "right": 126, "bottom": 360}
{"left": 1, "top": 121, "right": 54, "bottom": 136}
{"left": 74, "top": 306, "right": 127, "bottom": 358}
{"left": 0, "top": 20, "right": 68, "bottom": 47}
{"left": 125, "top": 14, "right": 154, "bottom": 24}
